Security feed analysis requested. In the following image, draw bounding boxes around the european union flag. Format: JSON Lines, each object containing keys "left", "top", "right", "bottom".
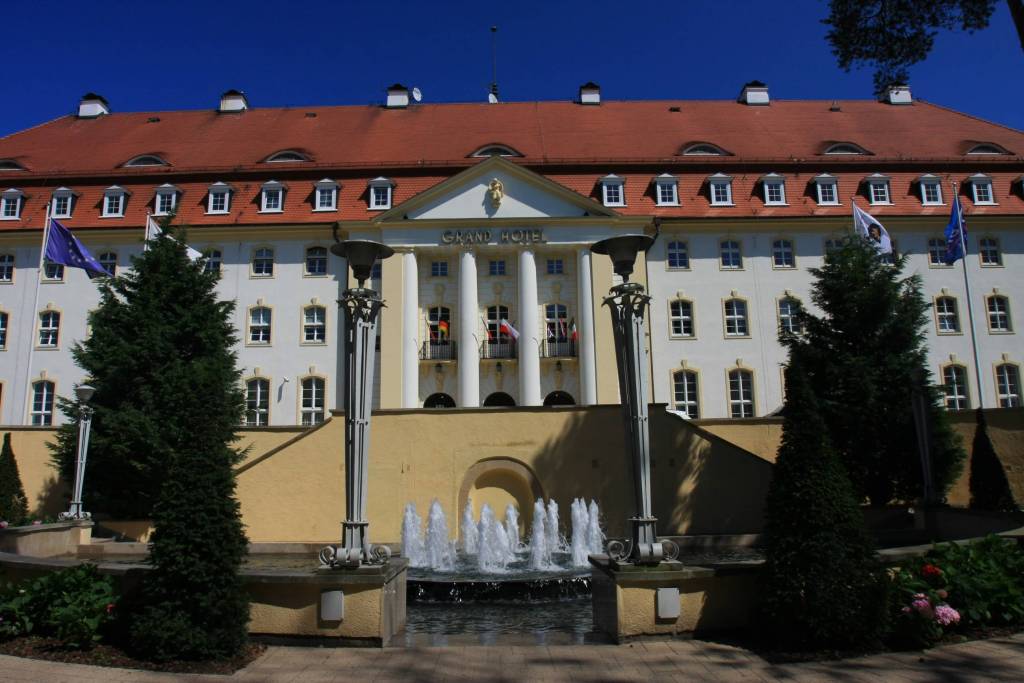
{"left": 943, "top": 196, "right": 966, "bottom": 265}
{"left": 45, "top": 218, "right": 111, "bottom": 278}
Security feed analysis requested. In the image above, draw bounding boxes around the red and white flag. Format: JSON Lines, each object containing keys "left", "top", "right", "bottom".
{"left": 499, "top": 319, "right": 519, "bottom": 340}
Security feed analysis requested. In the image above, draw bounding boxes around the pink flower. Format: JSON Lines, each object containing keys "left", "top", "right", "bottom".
{"left": 0, "top": 521, "right": 8, "bottom": 529}
{"left": 935, "top": 604, "right": 960, "bottom": 626}
{"left": 912, "top": 598, "right": 933, "bottom": 618}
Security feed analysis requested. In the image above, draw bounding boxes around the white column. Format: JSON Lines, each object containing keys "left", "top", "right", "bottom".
{"left": 577, "top": 248, "right": 598, "bottom": 405}
{"left": 457, "top": 248, "right": 480, "bottom": 407}
{"left": 518, "top": 249, "right": 542, "bottom": 406}
{"left": 401, "top": 250, "right": 419, "bottom": 408}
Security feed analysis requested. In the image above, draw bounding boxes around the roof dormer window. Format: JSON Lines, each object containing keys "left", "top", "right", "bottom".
{"left": 470, "top": 144, "right": 523, "bottom": 158}
{"left": 51, "top": 187, "right": 75, "bottom": 218}
{"left": 969, "top": 174, "right": 996, "bottom": 205}
{"left": 966, "top": 142, "right": 1011, "bottom": 155}
{"left": 654, "top": 174, "right": 679, "bottom": 206}
{"left": 0, "top": 160, "right": 25, "bottom": 172}
{"left": 0, "top": 189, "right": 23, "bottom": 220}
{"left": 102, "top": 186, "right": 127, "bottom": 217}
{"left": 708, "top": 173, "right": 734, "bottom": 206}
{"left": 600, "top": 174, "right": 625, "bottom": 207}
{"left": 761, "top": 173, "right": 787, "bottom": 206}
{"left": 822, "top": 142, "right": 870, "bottom": 155}
{"left": 865, "top": 173, "right": 892, "bottom": 205}
{"left": 264, "top": 150, "right": 310, "bottom": 163}
{"left": 918, "top": 174, "right": 944, "bottom": 206}
{"left": 813, "top": 173, "right": 839, "bottom": 205}
{"left": 368, "top": 177, "right": 393, "bottom": 210}
{"left": 314, "top": 179, "right": 339, "bottom": 212}
{"left": 154, "top": 183, "right": 179, "bottom": 216}
{"left": 679, "top": 142, "right": 730, "bottom": 156}
{"left": 207, "top": 182, "right": 233, "bottom": 215}
{"left": 260, "top": 180, "right": 285, "bottom": 213}
{"left": 123, "top": 154, "right": 168, "bottom": 167}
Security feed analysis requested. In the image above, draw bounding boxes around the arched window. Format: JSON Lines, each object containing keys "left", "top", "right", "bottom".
{"left": 305, "top": 247, "right": 328, "bottom": 276}
{"left": 672, "top": 370, "right": 699, "bottom": 418}
{"left": 772, "top": 239, "right": 794, "bottom": 268}
{"left": 822, "top": 142, "right": 869, "bottom": 155}
{"left": 469, "top": 144, "right": 522, "bottom": 157}
{"left": 248, "top": 307, "right": 272, "bottom": 344}
{"left": 966, "top": 143, "right": 1010, "bottom": 155}
{"left": 424, "top": 393, "right": 456, "bottom": 409}
{"left": 666, "top": 241, "right": 689, "bottom": 269}
{"left": 728, "top": 369, "right": 754, "bottom": 418}
{"left": 123, "top": 154, "right": 168, "bottom": 167}
{"left": 935, "top": 296, "right": 960, "bottom": 334}
{"left": 38, "top": 310, "right": 60, "bottom": 347}
{"left": 723, "top": 299, "right": 748, "bottom": 337}
{"left": 303, "top": 306, "right": 327, "bottom": 344}
{"left": 543, "top": 391, "right": 575, "bottom": 407}
{"left": 300, "top": 377, "right": 326, "bottom": 425}
{"left": 996, "top": 364, "right": 1020, "bottom": 407}
{"left": 264, "top": 150, "right": 309, "bottom": 163}
{"left": 483, "top": 392, "right": 516, "bottom": 407}
{"left": 679, "top": 142, "right": 729, "bottom": 156}
{"left": 986, "top": 295, "right": 1012, "bottom": 332}
{"left": 669, "top": 300, "right": 694, "bottom": 338}
{"left": 942, "top": 365, "right": 969, "bottom": 410}
{"left": 245, "top": 378, "right": 270, "bottom": 426}
{"left": 483, "top": 305, "right": 514, "bottom": 358}
{"left": 778, "top": 297, "right": 802, "bottom": 335}
{"left": 31, "top": 380, "right": 55, "bottom": 425}
{"left": 0, "top": 160, "right": 24, "bottom": 171}
{"left": 98, "top": 251, "right": 117, "bottom": 277}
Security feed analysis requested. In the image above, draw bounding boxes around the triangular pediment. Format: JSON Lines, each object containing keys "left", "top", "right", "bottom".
{"left": 372, "top": 156, "right": 617, "bottom": 222}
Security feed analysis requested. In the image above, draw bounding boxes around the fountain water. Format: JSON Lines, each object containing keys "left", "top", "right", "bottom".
{"left": 546, "top": 499, "right": 564, "bottom": 556}
{"left": 476, "top": 503, "right": 513, "bottom": 572}
{"left": 504, "top": 503, "right": 520, "bottom": 554}
{"left": 587, "top": 499, "right": 604, "bottom": 555}
{"left": 401, "top": 503, "right": 426, "bottom": 567}
{"left": 461, "top": 499, "right": 478, "bottom": 555}
{"left": 425, "top": 499, "right": 455, "bottom": 571}
{"left": 529, "top": 498, "right": 553, "bottom": 569}
{"left": 570, "top": 499, "right": 589, "bottom": 567}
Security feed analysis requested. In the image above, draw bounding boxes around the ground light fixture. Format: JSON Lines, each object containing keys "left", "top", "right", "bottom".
{"left": 590, "top": 234, "right": 679, "bottom": 565}
{"left": 58, "top": 384, "right": 96, "bottom": 521}
{"left": 320, "top": 236, "right": 395, "bottom": 568}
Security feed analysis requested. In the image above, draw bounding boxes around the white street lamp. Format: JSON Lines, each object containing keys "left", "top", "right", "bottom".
{"left": 59, "top": 384, "right": 96, "bottom": 521}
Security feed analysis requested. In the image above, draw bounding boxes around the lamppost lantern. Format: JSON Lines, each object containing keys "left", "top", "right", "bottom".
{"left": 74, "top": 384, "right": 96, "bottom": 404}
{"left": 320, "top": 236, "right": 395, "bottom": 569}
{"left": 59, "top": 383, "right": 97, "bottom": 521}
{"left": 590, "top": 233, "right": 679, "bottom": 566}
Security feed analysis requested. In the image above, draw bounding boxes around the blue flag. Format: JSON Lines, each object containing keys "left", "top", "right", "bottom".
{"left": 45, "top": 218, "right": 110, "bottom": 277}
{"left": 943, "top": 196, "right": 966, "bottom": 265}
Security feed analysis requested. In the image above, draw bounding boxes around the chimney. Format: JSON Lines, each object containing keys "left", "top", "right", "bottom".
{"left": 386, "top": 84, "right": 410, "bottom": 108}
{"left": 738, "top": 81, "right": 770, "bottom": 106}
{"left": 219, "top": 89, "right": 249, "bottom": 113}
{"left": 579, "top": 82, "right": 601, "bottom": 105}
{"left": 77, "top": 93, "right": 110, "bottom": 118}
{"left": 884, "top": 84, "right": 912, "bottom": 105}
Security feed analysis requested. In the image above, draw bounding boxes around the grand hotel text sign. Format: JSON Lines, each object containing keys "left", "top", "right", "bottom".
{"left": 441, "top": 229, "right": 545, "bottom": 245}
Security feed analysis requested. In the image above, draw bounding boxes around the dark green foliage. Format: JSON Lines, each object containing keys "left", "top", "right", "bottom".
{"left": 926, "top": 535, "right": 1024, "bottom": 626}
{"left": 969, "top": 409, "right": 1017, "bottom": 511}
{"left": 0, "top": 564, "right": 117, "bottom": 648}
{"left": 760, "top": 359, "right": 888, "bottom": 650}
{"left": 0, "top": 433, "right": 28, "bottom": 524}
{"left": 783, "top": 237, "right": 966, "bottom": 505}
{"left": 823, "top": 1, "right": 1001, "bottom": 96}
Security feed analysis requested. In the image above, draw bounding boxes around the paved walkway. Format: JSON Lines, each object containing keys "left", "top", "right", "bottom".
{"left": 1, "top": 633, "right": 1022, "bottom": 682}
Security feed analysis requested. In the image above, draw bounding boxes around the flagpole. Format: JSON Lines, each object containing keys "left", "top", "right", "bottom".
{"left": 953, "top": 182, "right": 985, "bottom": 409}
{"left": 23, "top": 205, "right": 52, "bottom": 420}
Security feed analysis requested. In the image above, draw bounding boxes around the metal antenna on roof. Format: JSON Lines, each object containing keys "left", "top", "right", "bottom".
{"left": 489, "top": 26, "right": 499, "bottom": 103}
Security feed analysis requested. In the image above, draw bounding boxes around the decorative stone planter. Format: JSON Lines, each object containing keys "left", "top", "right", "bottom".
{"left": 0, "top": 521, "right": 93, "bottom": 558}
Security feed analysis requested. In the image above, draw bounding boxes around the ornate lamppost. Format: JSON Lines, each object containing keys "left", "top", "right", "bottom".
{"left": 320, "top": 236, "right": 395, "bottom": 569}
{"left": 59, "top": 384, "right": 96, "bottom": 521}
{"left": 590, "top": 235, "right": 679, "bottom": 566}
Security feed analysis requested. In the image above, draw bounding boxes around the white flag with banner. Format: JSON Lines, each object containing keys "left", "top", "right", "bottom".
{"left": 146, "top": 216, "right": 203, "bottom": 261}
{"left": 852, "top": 203, "right": 893, "bottom": 254}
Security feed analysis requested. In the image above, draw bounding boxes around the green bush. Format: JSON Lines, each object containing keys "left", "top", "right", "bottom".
{"left": 0, "top": 433, "right": 29, "bottom": 525}
{"left": 0, "top": 564, "right": 117, "bottom": 648}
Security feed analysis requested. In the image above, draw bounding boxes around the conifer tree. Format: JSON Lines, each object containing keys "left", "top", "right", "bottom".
{"left": 783, "top": 237, "right": 965, "bottom": 505}
{"left": 0, "top": 433, "right": 29, "bottom": 524}
{"left": 969, "top": 408, "right": 1016, "bottom": 511}
{"left": 761, "top": 358, "right": 887, "bottom": 650}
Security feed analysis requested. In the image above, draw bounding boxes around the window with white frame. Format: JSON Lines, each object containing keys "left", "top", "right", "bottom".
{"left": 600, "top": 175, "right": 625, "bottom": 206}
{"left": 31, "top": 380, "right": 55, "bottom": 426}
{"left": 38, "top": 310, "right": 59, "bottom": 347}
{"left": 867, "top": 175, "right": 891, "bottom": 204}
{"left": 430, "top": 260, "right": 448, "bottom": 277}
{"left": 0, "top": 190, "right": 22, "bottom": 220}
{"left": 987, "top": 295, "right": 1012, "bottom": 332}
{"left": 942, "top": 365, "right": 969, "bottom": 410}
{"left": 204, "top": 249, "right": 222, "bottom": 275}
{"left": 928, "top": 238, "right": 949, "bottom": 266}
{"left": 996, "top": 364, "right": 1021, "bottom": 407}
{"left": 724, "top": 298, "right": 748, "bottom": 336}
{"left": 979, "top": 237, "right": 1001, "bottom": 266}
{"left": 207, "top": 183, "right": 231, "bottom": 214}
{"left": 762, "top": 174, "right": 786, "bottom": 205}
{"left": 43, "top": 260, "right": 63, "bottom": 281}
{"left": 249, "top": 307, "right": 272, "bottom": 344}
{"left": 488, "top": 259, "right": 506, "bottom": 276}
{"left": 728, "top": 369, "right": 754, "bottom": 418}
{"left": 0, "top": 311, "right": 7, "bottom": 349}
{"left": 102, "top": 186, "right": 126, "bottom": 217}
{"left": 669, "top": 300, "right": 694, "bottom": 337}
{"left": 772, "top": 239, "right": 795, "bottom": 268}
{"left": 0, "top": 253, "right": 12, "bottom": 282}
{"left": 245, "top": 378, "right": 270, "bottom": 426}
{"left": 719, "top": 240, "right": 742, "bottom": 269}
{"left": 301, "top": 377, "right": 326, "bottom": 425}
{"left": 484, "top": 305, "right": 511, "bottom": 345}
{"left": 51, "top": 188, "right": 74, "bottom": 218}
{"left": 544, "top": 304, "right": 569, "bottom": 343}
{"left": 935, "top": 296, "right": 960, "bottom": 333}
{"left": 708, "top": 174, "right": 733, "bottom": 205}
{"left": 546, "top": 258, "right": 564, "bottom": 275}
{"left": 154, "top": 185, "right": 178, "bottom": 216}
{"left": 252, "top": 248, "right": 274, "bottom": 277}
{"left": 260, "top": 181, "right": 284, "bottom": 213}
{"left": 314, "top": 179, "right": 339, "bottom": 211}
{"left": 672, "top": 370, "right": 700, "bottom": 418}
{"left": 368, "top": 178, "right": 393, "bottom": 210}
{"left": 778, "top": 297, "right": 802, "bottom": 334}
{"left": 98, "top": 252, "right": 117, "bottom": 277}
{"left": 667, "top": 241, "right": 689, "bottom": 269}
{"left": 654, "top": 174, "right": 679, "bottom": 206}
{"left": 305, "top": 247, "right": 328, "bottom": 276}
{"left": 814, "top": 174, "right": 839, "bottom": 205}
{"left": 303, "top": 305, "right": 326, "bottom": 343}
{"left": 919, "top": 176, "right": 943, "bottom": 205}
{"left": 427, "top": 306, "right": 451, "bottom": 345}
{"left": 970, "top": 174, "right": 995, "bottom": 204}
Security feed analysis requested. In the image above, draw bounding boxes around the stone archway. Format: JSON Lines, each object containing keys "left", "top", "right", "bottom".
{"left": 458, "top": 457, "right": 545, "bottom": 539}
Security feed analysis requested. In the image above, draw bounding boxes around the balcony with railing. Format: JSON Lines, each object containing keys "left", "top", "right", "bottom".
{"left": 419, "top": 340, "right": 457, "bottom": 360}
{"left": 541, "top": 339, "right": 577, "bottom": 358}
{"left": 480, "top": 339, "right": 517, "bottom": 359}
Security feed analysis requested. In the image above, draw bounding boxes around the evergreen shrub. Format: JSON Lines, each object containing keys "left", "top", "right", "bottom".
{"left": 968, "top": 409, "right": 1016, "bottom": 511}
{"left": 0, "top": 433, "right": 28, "bottom": 525}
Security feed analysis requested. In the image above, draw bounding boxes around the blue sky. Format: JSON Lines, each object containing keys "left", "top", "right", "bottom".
{"left": 1, "top": 0, "right": 1021, "bottom": 137}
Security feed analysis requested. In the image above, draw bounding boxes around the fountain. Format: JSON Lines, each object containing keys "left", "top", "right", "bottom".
{"left": 425, "top": 500, "right": 455, "bottom": 571}
{"left": 504, "top": 503, "right": 520, "bottom": 554}
{"left": 401, "top": 503, "right": 426, "bottom": 567}
{"left": 461, "top": 499, "right": 478, "bottom": 555}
